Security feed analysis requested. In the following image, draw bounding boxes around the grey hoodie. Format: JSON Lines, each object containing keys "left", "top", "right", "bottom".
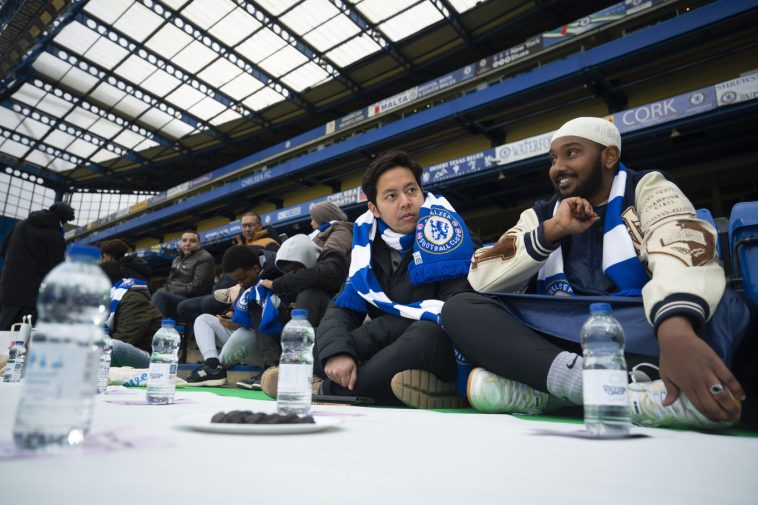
{"left": 275, "top": 234, "right": 321, "bottom": 272}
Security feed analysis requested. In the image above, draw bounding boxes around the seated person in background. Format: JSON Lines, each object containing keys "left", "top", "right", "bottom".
{"left": 254, "top": 232, "right": 349, "bottom": 392}
{"left": 442, "top": 117, "right": 750, "bottom": 428}
{"left": 312, "top": 150, "right": 479, "bottom": 407}
{"left": 185, "top": 245, "right": 282, "bottom": 386}
{"left": 99, "top": 239, "right": 162, "bottom": 369}
{"left": 234, "top": 211, "right": 280, "bottom": 250}
{"left": 151, "top": 230, "right": 215, "bottom": 319}
{"left": 308, "top": 201, "right": 353, "bottom": 257}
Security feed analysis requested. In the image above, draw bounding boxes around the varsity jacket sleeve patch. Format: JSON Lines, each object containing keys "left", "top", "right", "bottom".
{"left": 637, "top": 171, "right": 725, "bottom": 330}
{"left": 467, "top": 208, "right": 557, "bottom": 293}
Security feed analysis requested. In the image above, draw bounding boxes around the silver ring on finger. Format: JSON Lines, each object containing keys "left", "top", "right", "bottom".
{"left": 709, "top": 383, "right": 725, "bottom": 395}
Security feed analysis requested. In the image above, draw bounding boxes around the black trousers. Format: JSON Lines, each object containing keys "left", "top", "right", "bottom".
{"left": 177, "top": 294, "right": 229, "bottom": 327}
{"left": 317, "top": 315, "right": 457, "bottom": 405}
{"left": 441, "top": 292, "right": 656, "bottom": 394}
{"left": 0, "top": 305, "right": 35, "bottom": 331}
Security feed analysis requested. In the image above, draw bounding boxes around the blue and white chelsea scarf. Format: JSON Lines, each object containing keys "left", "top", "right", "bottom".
{"left": 537, "top": 164, "right": 649, "bottom": 296}
{"left": 335, "top": 193, "right": 473, "bottom": 324}
{"left": 233, "top": 283, "right": 283, "bottom": 334}
{"left": 105, "top": 278, "right": 149, "bottom": 332}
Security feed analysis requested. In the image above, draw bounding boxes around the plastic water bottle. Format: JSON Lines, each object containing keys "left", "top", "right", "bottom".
{"left": 276, "top": 309, "right": 315, "bottom": 415}
{"left": 3, "top": 341, "right": 26, "bottom": 383}
{"left": 14, "top": 244, "right": 111, "bottom": 451}
{"left": 581, "top": 303, "right": 631, "bottom": 437}
{"left": 96, "top": 336, "right": 113, "bottom": 394}
{"left": 146, "top": 320, "right": 181, "bottom": 404}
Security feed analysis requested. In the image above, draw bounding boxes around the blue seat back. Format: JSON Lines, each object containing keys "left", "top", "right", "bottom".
{"left": 696, "top": 208, "right": 722, "bottom": 260}
{"left": 729, "top": 202, "right": 758, "bottom": 307}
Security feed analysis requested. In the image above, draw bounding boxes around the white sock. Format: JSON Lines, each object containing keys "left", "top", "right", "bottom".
{"left": 546, "top": 351, "right": 584, "bottom": 405}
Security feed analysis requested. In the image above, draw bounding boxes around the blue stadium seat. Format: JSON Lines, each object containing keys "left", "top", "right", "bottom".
{"left": 729, "top": 202, "right": 758, "bottom": 307}
{"left": 697, "top": 208, "right": 722, "bottom": 260}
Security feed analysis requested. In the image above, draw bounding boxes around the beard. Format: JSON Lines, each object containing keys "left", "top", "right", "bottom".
{"left": 556, "top": 154, "right": 605, "bottom": 201}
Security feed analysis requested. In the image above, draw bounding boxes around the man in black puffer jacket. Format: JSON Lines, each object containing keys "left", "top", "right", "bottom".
{"left": 0, "top": 202, "right": 75, "bottom": 329}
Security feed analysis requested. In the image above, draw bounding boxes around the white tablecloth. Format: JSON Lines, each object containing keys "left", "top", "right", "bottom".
{"left": 1, "top": 382, "right": 757, "bottom": 504}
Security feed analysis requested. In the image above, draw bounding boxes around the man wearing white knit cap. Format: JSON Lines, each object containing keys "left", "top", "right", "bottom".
{"left": 443, "top": 116, "right": 751, "bottom": 429}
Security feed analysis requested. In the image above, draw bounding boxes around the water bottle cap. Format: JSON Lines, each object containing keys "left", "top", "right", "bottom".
{"left": 67, "top": 243, "right": 101, "bottom": 260}
{"left": 15, "top": 340, "right": 24, "bottom": 345}
{"left": 291, "top": 309, "right": 308, "bottom": 318}
{"left": 161, "top": 319, "right": 176, "bottom": 326}
{"left": 589, "top": 302, "right": 612, "bottom": 313}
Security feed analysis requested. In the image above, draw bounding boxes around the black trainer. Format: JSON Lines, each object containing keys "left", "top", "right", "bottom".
{"left": 236, "top": 371, "right": 263, "bottom": 391}
{"left": 185, "top": 364, "right": 227, "bottom": 386}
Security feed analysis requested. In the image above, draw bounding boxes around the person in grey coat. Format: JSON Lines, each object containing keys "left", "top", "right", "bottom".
{"left": 152, "top": 230, "right": 215, "bottom": 319}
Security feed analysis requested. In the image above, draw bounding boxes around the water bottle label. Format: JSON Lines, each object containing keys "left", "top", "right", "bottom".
{"left": 147, "top": 362, "right": 176, "bottom": 388}
{"left": 277, "top": 363, "right": 312, "bottom": 395}
{"left": 22, "top": 342, "right": 96, "bottom": 401}
{"left": 583, "top": 369, "right": 628, "bottom": 406}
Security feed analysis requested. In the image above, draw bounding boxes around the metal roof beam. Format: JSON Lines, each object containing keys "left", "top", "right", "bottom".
{"left": 326, "top": 0, "right": 415, "bottom": 71}
{"left": 433, "top": 0, "right": 476, "bottom": 45}
{"left": 2, "top": 98, "right": 147, "bottom": 165}
{"left": 46, "top": 42, "right": 227, "bottom": 141}
{"left": 29, "top": 72, "right": 177, "bottom": 149}
{"left": 238, "top": 0, "right": 362, "bottom": 93}
{"left": 75, "top": 11, "right": 271, "bottom": 129}
{"left": 140, "top": 0, "right": 314, "bottom": 113}
{"left": 0, "top": 151, "right": 71, "bottom": 189}
{"left": 0, "top": 124, "right": 111, "bottom": 176}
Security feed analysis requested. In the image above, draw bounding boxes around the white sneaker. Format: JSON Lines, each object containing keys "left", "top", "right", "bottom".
{"left": 628, "top": 379, "right": 736, "bottom": 429}
{"left": 467, "top": 368, "right": 549, "bottom": 415}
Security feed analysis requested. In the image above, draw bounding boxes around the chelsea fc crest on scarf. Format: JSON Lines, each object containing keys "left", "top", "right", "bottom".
{"left": 416, "top": 208, "right": 464, "bottom": 255}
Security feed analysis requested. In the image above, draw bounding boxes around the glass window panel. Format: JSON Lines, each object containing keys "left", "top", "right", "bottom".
{"left": 90, "top": 118, "right": 123, "bottom": 139}
{"left": 161, "top": 119, "right": 195, "bottom": 139}
{"left": 48, "top": 158, "right": 77, "bottom": 172}
{"left": 113, "top": 94, "right": 151, "bottom": 119}
{"left": 7, "top": 196, "right": 19, "bottom": 206}
{"left": 13, "top": 83, "right": 46, "bottom": 107}
{"left": 448, "top": 0, "right": 479, "bottom": 13}
{"left": 354, "top": 0, "right": 417, "bottom": 23}
{"left": 0, "top": 139, "right": 29, "bottom": 158}
{"left": 44, "top": 130, "right": 77, "bottom": 150}
{"left": 140, "top": 70, "right": 182, "bottom": 97}
{"left": 67, "top": 139, "right": 100, "bottom": 158}
{"left": 0, "top": 108, "right": 24, "bottom": 130}
{"left": 325, "top": 34, "right": 381, "bottom": 67}
{"left": 281, "top": 62, "right": 329, "bottom": 91}
{"left": 112, "top": 3, "right": 165, "bottom": 42}
{"left": 181, "top": 0, "right": 235, "bottom": 30}
{"left": 208, "top": 8, "right": 260, "bottom": 46}
{"left": 281, "top": 0, "right": 339, "bottom": 33}
{"left": 84, "top": 0, "right": 133, "bottom": 25}
{"left": 67, "top": 107, "right": 100, "bottom": 130}
{"left": 242, "top": 87, "right": 284, "bottom": 110}
{"left": 89, "top": 83, "right": 128, "bottom": 111}
{"left": 258, "top": 46, "right": 307, "bottom": 77}
{"left": 85, "top": 36, "right": 131, "bottom": 69}
{"left": 32, "top": 52, "right": 72, "bottom": 82}
{"left": 25, "top": 150, "right": 54, "bottom": 168}
{"left": 165, "top": 84, "right": 206, "bottom": 110}
{"left": 171, "top": 41, "right": 219, "bottom": 74}
{"left": 114, "top": 55, "right": 158, "bottom": 84}
{"left": 187, "top": 97, "right": 226, "bottom": 121}
{"left": 145, "top": 24, "right": 194, "bottom": 59}
{"left": 90, "top": 149, "right": 120, "bottom": 163}
{"left": 112, "top": 127, "right": 144, "bottom": 148}
{"left": 379, "top": 1, "right": 443, "bottom": 42}
{"left": 220, "top": 72, "right": 264, "bottom": 100}
{"left": 59, "top": 66, "right": 100, "bottom": 94}
{"left": 208, "top": 108, "right": 241, "bottom": 126}
{"left": 134, "top": 138, "right": 159, "bottom": 151}
{"left": 196, "top": 58, "right": 242, "bottom": 87}
{"left": 36, "top": 94, "right": 74, "bottom": 118}
{"left": 54, "top": 21, "right": 99, "bottom": 55}
{"left": 16, "top": 117, "right": 50, "bottom": 139}
{"left": 138, "top": 108, "right": 174, "bottom": 130}
{"left": 236, "top": 28, "right": 286, "bottom": 63}
{"left": 303, "top": 14, "right": 359, "bottom": 52}
{"left": 253, "top": 0, "right": 299, "bottom": 16}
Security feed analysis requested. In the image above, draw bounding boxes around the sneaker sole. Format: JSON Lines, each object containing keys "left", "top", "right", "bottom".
{"left": 236, "top": 381, "right": 262, "bottom": 391}
{"left": 391, "top": 370, "right": 468, "bottom": 409}
{"left": 186, "top": 378, "right": 227, "bottom": 387}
